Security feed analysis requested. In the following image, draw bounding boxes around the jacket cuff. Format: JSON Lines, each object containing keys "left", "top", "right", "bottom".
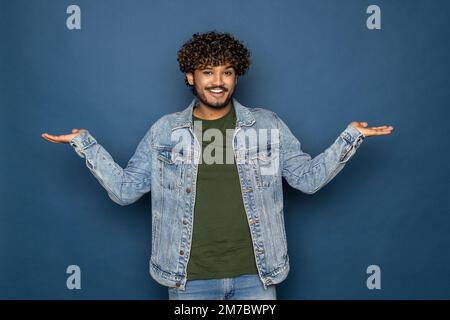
{"left": 340, "top": 124, "right": 365, "bottom": 149}
{"left": 70, "top": 129, "right": 97, "bottom": 158}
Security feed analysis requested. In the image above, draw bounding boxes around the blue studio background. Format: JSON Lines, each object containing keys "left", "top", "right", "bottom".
{"left": 1, "top": 0, "right": 449, "bottom": 299}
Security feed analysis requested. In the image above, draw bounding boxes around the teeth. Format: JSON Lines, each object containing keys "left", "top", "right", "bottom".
{"left": 210, "top": 89, "right": 223, "bottom": 93}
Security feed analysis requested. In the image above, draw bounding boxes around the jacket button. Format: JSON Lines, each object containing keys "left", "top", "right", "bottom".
{"left": 175, "top": 282, "right": 181, "bottom": 287}
{"left": 186, "top": 187, "right": 191, "bottom": 193}
{"left": 180, "top": 250, "right": 184, "bottom": 255}
{"left": 183, "top": 219, "right": 188, "bottom": 225}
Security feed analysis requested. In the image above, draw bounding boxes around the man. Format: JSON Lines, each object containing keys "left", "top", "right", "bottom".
{"left": 41, "top": 31, "right": 393, "bottom": 300}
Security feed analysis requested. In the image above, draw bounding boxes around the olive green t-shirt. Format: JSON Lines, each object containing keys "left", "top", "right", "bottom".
{"left": 186, "top": 103, "right": 259, "bottom": 280}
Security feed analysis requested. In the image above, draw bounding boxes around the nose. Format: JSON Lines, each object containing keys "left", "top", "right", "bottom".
{"left": 211, "top": 72, "right": 225, "bottom": 87}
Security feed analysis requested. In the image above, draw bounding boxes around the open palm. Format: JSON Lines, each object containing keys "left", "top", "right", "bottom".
{"left": 349, "top": 122, "right": 394, "bottom": 137}
{"left": 41, "top": 129, "right": 85, "bottom": 144}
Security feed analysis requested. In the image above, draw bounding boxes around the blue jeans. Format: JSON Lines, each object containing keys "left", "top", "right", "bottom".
{"left": 168, "top": 274, "right": 277, "bottom": 300}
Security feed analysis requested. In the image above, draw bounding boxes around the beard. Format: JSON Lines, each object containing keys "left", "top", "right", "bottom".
{"left": 192, "top": 83, "right": 234, "bottom": 110}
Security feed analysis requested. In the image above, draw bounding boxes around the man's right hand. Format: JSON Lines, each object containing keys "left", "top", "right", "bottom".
{"left": 41, "top": 129, "right": 86, "bottom": 144}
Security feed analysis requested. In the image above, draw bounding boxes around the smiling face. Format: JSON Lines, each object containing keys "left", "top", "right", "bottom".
{"left": 186, "top": 64, "right": 237, "bottom": 110}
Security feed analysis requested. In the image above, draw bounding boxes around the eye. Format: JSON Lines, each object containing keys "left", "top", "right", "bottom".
{"left": 224, "top": 71, "right": 233, "bottom": 76}
{"left": 203, "top": 71, "right": 212, "bottom": 75}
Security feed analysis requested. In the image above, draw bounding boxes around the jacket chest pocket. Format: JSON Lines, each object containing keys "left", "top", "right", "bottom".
{"left": 156, "top": 146, "right": 184, "bottom": 190}
{"left": 250, "top": 144, "right": 280, "bottom": 189}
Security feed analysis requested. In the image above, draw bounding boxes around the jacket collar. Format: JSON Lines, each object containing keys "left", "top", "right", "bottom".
{"left": 171, "top": 97, "right": 255, "bottom": 131}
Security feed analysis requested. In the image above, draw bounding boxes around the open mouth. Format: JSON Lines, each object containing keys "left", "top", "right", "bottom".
{"left": 207, "top": 88, "right": 226, "bottom": 98}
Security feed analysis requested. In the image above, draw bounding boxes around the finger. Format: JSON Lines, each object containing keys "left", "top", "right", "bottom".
{"left": 370, "top": 126, "right": 392, "bottom": 130}
{"left": 376, "top": 131, "right": 393, "bottom": 135}
{"left": 372, "top": 127, "right": 393, "bottom": 132}
{"left": 44, "top": 133, "right": 66, "bottom": 142}
{"left": 377, "top": 127, "right": 394, "bottom": 132}
{"left": 373, "top": 129, "right": 393, "bottom": 135}
{"left": 41, "top": 133, "right": 53, "bottom": 139}
{"left": 43, "top": 133, "right": 61, "bottom": 141}
{"left": 42, "top": 135, "right": 61, "bottom": 143}
{"left": 364, "top": 128, "right": 393, "bottom": 136}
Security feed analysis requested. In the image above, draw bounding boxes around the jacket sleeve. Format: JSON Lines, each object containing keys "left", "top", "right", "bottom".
{"left": 276, "top": 114, "right": 365, "bottom": 194}
{"left": 69, "top": 128, "right": 152, "bottom": 205}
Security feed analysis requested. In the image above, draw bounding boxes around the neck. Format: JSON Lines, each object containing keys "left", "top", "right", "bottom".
{"left": 193, "top": 100, "right": 233, "bottom": 120}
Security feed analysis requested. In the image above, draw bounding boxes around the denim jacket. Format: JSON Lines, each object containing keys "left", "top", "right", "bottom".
{"left": 70, "top": 98, "right": 364, "bottom": 290}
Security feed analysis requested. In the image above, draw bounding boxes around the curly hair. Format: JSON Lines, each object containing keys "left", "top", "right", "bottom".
{"left": 177, "top": 31, "right": 251, "bottom": 86}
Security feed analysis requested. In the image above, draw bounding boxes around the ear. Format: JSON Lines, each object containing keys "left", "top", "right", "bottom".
{"left": 186, "top": 73, "right": 194, "bottom": 86}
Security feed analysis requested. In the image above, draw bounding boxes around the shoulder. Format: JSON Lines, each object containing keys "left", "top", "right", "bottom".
{"left": 150, "top": 110, "right": 182, "bottom": 131}
{"left": 244, "top": 105, "right": 281, "bottom": 128}
{"left": 248, "top": 105, "right": 278, "bottom": 118}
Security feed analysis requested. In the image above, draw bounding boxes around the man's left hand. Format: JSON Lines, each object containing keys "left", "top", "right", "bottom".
{"left": 349, "top": 121, "right": 394, "bottom": 137}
